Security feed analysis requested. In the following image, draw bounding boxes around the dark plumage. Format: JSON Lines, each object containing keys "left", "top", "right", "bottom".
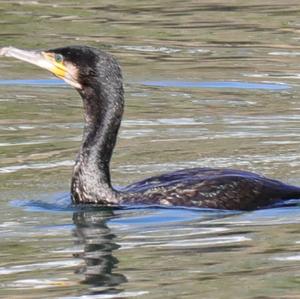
{"left": 1, "top": 45, "right": 300, "bottom": 210}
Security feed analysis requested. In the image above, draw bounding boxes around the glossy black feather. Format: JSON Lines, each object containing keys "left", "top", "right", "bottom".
{"left": 122, "top": 168, "right": 300, "bottom": 210}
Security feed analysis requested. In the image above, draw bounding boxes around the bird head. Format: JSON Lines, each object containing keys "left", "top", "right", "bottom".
{"left": 0, "top": 45, "right": 121, "bottom": 91}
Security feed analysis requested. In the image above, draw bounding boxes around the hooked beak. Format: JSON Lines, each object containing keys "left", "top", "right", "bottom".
{"left": 0, "top": 46, "right": 81, "bottom": 89}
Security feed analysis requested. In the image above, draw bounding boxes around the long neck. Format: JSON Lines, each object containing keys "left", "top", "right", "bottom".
{"left": 71, "top": 79, "right": 124, "bottom": 204}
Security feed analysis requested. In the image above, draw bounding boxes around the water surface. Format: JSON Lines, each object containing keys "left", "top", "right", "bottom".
{"left": 1, "top": 1, "right": 300, "bottom": 298}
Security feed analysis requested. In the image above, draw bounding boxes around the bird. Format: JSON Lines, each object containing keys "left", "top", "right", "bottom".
{"left": 1, "top": 45, "right": 300, "bottom": 211}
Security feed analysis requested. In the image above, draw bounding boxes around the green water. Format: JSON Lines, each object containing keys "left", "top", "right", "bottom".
{"left": 0, "top": 1, "right": 300, "bottom": 298}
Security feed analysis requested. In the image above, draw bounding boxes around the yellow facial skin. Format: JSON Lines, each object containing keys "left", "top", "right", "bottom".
{"left": 41, "top": 52, "right": 81, "bottom": 89}
{"left": 42, "top": 52, "right": 67, "bottom": 79}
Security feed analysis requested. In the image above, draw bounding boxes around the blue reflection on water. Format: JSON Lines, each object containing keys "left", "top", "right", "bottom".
{"left": 10, "top": 192, "right": 237, "bottom": 226}
{"left": 0, "top": 79, "right": 66, "bottom": 86}
{"left": 142, "top": 80, "right": 289, "bottom": 90}
{"left": 0, "top": 79, "right": 289, "bottom": 90}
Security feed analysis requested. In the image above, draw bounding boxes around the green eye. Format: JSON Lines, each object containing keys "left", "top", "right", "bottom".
{"left": 54, "top": 54, "right": 63, "bottom": 63}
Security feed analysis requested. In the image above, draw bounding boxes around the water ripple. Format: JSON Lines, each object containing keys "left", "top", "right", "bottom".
{"left": 272, "top": 255, "right": 300, "bottom": 261}
{"left": 60, "top": 291, "right": 149, "bottom": 299}
{"left": 0, "top": 260, "right": 81, "bottom": 275}
{"left": 120, "top": 235, "right": 250, "bottom": 249}
{"left": 0, "top": 160, "right": 74, "bottom": 174}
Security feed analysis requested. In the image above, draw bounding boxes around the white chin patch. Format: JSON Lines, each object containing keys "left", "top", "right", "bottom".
{"left": 64, "top": 61, "right": 82, "bottom": 89}
{"left": 63, "top": 77, "right": 82, "bottom": 89}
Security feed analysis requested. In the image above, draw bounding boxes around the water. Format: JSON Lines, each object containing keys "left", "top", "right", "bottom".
{"left": 1, "top": 0, "right": 300, "bottom": 298}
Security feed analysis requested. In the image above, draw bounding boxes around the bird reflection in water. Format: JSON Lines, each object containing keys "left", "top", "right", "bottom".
{"left": 72, "top": 210, "right": 127, "bottom": 289}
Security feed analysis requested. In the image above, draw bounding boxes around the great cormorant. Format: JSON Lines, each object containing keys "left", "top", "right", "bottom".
{"left": 1, "top": 45, "right": 300, "bottom": 210}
